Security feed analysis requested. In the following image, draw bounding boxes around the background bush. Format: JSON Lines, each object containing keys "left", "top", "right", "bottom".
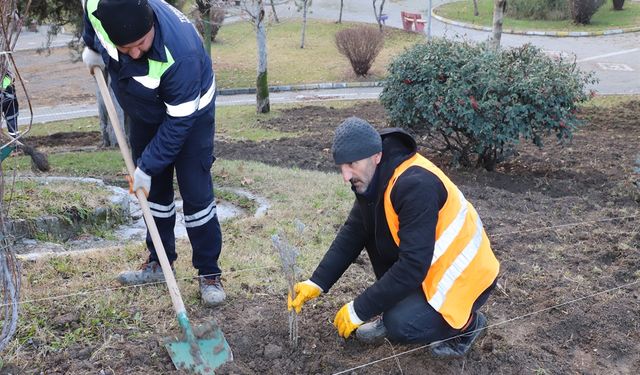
{"left": 613, "top": 0, "right": 625, "bottom": 11}
{"left": 507, "top": 0, "right": 570, "bottom": 21}
{"left": 335, "top": 26, "right": 384, "bottom": 76}
{"left": 193, "top": 6, "right": 226, "bottom": 42}
{"left": 570, "top": 0, "right": 605, "bottom": 24}
{"left": 380, "top": 39, "right": 597, "bottom": 170}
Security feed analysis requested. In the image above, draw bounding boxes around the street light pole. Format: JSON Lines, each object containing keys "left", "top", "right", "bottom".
{"left": 427, "top": 0, "right": 433, "bottom": 40}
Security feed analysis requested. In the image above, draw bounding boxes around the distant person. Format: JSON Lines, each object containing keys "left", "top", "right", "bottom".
{"left": 1, "top": 71, "right": 19, "bottom": 137}
{"left": 82, "top": 0, "right": 225, "bottom": 306}
{"left": 288, "top": 117, "right": 500, "bottom": 357}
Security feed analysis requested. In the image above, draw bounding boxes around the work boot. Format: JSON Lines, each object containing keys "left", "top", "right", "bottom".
{"left": 355, "top": 316, "right": 387, "bottom": 344}
{"left": 199, "top": 276, "right": 226, "bottom": 307}
{"left": 117, "top": 260, "right": 172, "bottom": 286}
{"left": 431, "top": 312, "right": 487, "bottom": 358}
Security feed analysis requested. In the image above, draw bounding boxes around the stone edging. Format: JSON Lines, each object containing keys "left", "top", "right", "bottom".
{"left": 218, "top": 81, "right": 383, "bottom": 96}
{"left": 431, "top": 8, "right": 640, "bottom": 37}
{"left": 7, "top": 177, "right": 130, "bottom": 242}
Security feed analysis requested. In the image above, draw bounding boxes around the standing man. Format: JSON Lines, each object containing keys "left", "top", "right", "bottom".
{"left": 289, "top": 117, "right": 500, "bottom": 357}
{"left": 1, "top": 71, "right": 19, "bottom": 137}
{"left": 82, "top": 0, "right": 225, "bottom": 306}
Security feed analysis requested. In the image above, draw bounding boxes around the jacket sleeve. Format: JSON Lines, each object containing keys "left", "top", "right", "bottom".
{"left": 82, "top": 7, "right": 98, "bottom": 51}
{"left": 309, "top": 202, "right": 367, "bottom": 292}
{"left": 137, "top": 55, "right": 208, "bottom": 176}
{"left": 353, "top": 168, "right": 447, "bottom": 321}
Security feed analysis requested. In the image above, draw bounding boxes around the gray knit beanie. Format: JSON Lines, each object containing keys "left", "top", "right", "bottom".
{"left": 332, "top": 117, "right": 382, "bottom": 164}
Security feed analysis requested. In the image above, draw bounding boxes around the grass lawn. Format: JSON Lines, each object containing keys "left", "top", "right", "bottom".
{"left": 25, "top": 117, "right": 99, "bottom": 137}
{"left": 212, "top": 19, "right": 424, "bottom": 89}
{"left": 435, "top": 0, "right": 640, "bottom": 31}
{"left": 8, "top": 157, "right": 351, "bottom": 360}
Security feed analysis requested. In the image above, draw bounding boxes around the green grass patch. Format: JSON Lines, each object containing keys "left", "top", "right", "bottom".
{"left": 25, "top": 117, "right": 100, "bottom": 137}
{"left": 3, "top": 179, "right": 114, "bottom": 220}
{"left": 5, "top": 150, "right": 126, "bottom": 177}
{"left": 216, "top": 105, "right": 292, "bottom": 141}
{"left": 581, "top": 94, "right": 640, "bottom": 108}
{"left": 212, "top": 19, "right": 424, "bottom": 89}
{"left": 435, "top": 0, "right": 640, "bottom": 31}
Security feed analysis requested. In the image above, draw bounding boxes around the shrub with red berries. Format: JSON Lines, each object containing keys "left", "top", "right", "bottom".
{"left": 380, "top": 39, "right": 597, "bottom": 170}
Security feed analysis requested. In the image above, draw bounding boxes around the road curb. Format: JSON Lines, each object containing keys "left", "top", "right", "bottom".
{"left": 431, "top": 9, "right": 640, "bottom": 37}
{"left": 218, "top": 81, "right": 383, "bottom": 96}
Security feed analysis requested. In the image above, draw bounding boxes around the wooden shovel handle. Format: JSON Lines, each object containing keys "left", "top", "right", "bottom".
{"left": 92, "top": 67, "right": 187, "bottom": 316}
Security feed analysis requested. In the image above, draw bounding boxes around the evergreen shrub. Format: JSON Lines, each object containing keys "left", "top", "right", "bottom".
{"left": 380, "top": 39, "right": 597, "bottom": 170}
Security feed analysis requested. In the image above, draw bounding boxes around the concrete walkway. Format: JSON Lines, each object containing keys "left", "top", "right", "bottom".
{"left": 285, "top": 0, "right": 639, "bottom": 95}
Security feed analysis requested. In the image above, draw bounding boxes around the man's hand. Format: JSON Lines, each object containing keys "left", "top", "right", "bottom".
{"left": 132, "top": 167, "right": 151, "bottom": 197}
{"left": 82, "top": 46, "right": 105, "bottom": 74}
{"left": 333, "top": 301, "right": 364, "bottom": 339}
{"left": 287, "top": 280, "right": 322, "bottom": 313}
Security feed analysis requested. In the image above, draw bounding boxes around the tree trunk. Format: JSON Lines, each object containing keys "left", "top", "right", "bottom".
{"left": 491, "top": 0, "right": 507, "bottom": 49}
{"left": 473, "top": 0, "right": 479, "bottom": 16}
{"left": 300, "top": 0, "right": 308, "bottom": 48}
{"left": 97, "top": 71, "right": 130, "bottom": 147}
{"left": 270, "top": 0, "right": 280, "bottom": 23}
{"left": 195, "top": 0, "right": 212, "bottom": 57}
{"left": 373, "top": 0, "right": 386, "bottom": 32}
{"left": 337, "top": 0, "right": 344, "bottom": 23}
{"left": 256, "top": 1, "right": 270, "bottom": 113}
{"left": 203, "top": 7, "right": 212, "bottom": 57}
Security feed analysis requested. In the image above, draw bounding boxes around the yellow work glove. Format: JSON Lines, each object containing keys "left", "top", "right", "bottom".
{"left": 288, "top": 279, "right": 322, "bottom": 313}
{"left": 333, "top": 301, "right": 364, "bottom": 339}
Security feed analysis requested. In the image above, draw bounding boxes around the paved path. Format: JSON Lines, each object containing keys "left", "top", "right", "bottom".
{"left": 17, "top": 87, "right": 382, "bottom": 126}
{"left": 284, "top": 0, "right": 640, "bottom": 95}
{"left": 12, "top": 0, "right": 640, "bottom": 126}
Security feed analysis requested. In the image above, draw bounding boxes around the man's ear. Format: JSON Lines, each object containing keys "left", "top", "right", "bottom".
{"left": 374, "top": 152, "right": 382, "bottom": 165}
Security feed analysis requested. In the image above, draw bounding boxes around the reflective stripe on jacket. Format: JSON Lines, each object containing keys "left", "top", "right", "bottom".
{"left": 2, "top": 74, "right": 12, "bottom": 90}
{"left": 384, "top": 153, "right": 500, "bottom": 329}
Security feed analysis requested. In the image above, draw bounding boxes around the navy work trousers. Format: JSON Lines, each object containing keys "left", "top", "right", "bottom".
{"left": 130, "top": 107, "right": 222, "bottom": 277}
{"left": 382, "top": 281, "right": 495, "bottom": 344}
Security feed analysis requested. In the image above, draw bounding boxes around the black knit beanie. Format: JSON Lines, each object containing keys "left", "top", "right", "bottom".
{"left": 332, "top": 117, "right": 382, "bottom": 164}
{"left": 93, "top": 0, "right": 154, "bottom": 46}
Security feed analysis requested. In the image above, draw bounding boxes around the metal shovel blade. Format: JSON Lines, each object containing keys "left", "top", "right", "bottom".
{"left": 164, "top": 317, "right": 233, "bottom": 374}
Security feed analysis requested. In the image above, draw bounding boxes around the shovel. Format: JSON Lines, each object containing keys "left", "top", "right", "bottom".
{"left": 91, "top": 67, "right": 232, "bottom": 374}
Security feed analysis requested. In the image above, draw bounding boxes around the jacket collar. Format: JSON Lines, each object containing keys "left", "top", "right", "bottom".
{"left": 375, "top": 128, "right": 418, "bottom": 202}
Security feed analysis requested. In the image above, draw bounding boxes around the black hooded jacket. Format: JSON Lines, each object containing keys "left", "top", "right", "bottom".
{"left": 310, "top": 128, "right": 448, "bottom": 321}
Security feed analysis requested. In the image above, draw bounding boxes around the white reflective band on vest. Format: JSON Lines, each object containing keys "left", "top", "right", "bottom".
{"left": 133, "top": 75, "right": 161, "bottom": 89}
{"left": 165, "top": 79, "right": 216, "bottom": 118}
{"left": 184, "top": 200, "right": 217, "bottom": 228}
{"left": 428, "top": 214, "right": 484, "bottom": 310}
{"left": 432, "top": 192, "right": 469, "bottom": 265}
{"left": 148, "top": 200, "right": 176, "bottom": 218}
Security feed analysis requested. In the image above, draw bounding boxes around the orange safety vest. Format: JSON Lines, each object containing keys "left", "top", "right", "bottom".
{"left": 383, "top": 153, "right": 500, "bottom": 329}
